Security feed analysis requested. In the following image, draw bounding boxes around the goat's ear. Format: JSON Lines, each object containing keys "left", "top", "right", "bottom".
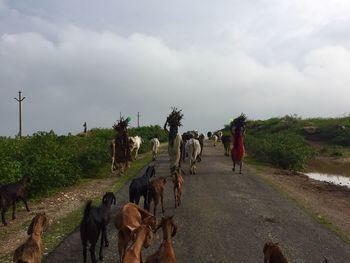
{"left": 27, "top": 217, "right": 36, "bottom": 235}
{"left": 102, "top": 194, "right": 107, "bottom": 204}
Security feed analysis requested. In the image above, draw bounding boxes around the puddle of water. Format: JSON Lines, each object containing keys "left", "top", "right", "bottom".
{"left": 305, "top": 172, "right": 350, "bottom": 188}
{"left": 307, "top": 159, "right": 350, "bottom": 177}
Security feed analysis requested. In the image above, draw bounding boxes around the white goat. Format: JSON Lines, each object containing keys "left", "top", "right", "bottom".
{"left": 150, "top": 138, "right": 160, "bottom": 160}
{"left": 129, "top": 136, "right": 142, "bottom": 159}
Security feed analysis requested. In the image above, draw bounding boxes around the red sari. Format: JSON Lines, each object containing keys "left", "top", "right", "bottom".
{"left": 231, "top": 131, "right": 245, "bottom": 162}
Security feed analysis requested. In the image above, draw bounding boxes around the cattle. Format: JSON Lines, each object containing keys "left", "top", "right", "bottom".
{"left": 80, "top": 193, "right": 116, "bottom": 263}
{"left": 146, "top": 216, "right": 178, "bottom": 263}
{"left": 185, "top": 138, "right": 201, "bottom": 175}
{"left": 263, "top": 242, "right": 289, "bottom": 263}
{"left": 149, "top": 176, "right": 167, "bottom": 215}
{"left": 212, "top": 134, "right": 218, "bottom": 147}
{"left": 150, "top": 138, "right": 160, "bottom": 160}
{"left": 114, "top": 203, "right": 157, "bottom": 262}
{"left": 13, "top": 213, "right": 49, "bottom": 263}
{"left": 129, "top": 136, "right": 143, "bottom": 160}
{"left": 0, "top": 174, "right": 31, "bottom": 226}
{"left": 129, "top": 165, "right": 156, "bottom": 210}
{"left": 122, "top": 224, "right": 153, "bottom": 263}
{"left": 172, "top": 168, "right": 184, "bottom": 208}
{"left": 221, "top": 135, "right": 231, "bottom": 156}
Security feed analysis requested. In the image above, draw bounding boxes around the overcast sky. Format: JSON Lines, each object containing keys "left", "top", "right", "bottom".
{"left": 1, "top": 0, "right": 350, "bottom": 136}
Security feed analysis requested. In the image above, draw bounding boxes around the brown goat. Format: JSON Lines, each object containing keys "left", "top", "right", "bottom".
{"left": 263, "top": 242, "right": 289, "bottom": 263}
{"left": 114, "top": 203, "right": 157, "bottom": 262}
{"left": 149, "top": 176, "right": 167, "bottom": 215}
{"left": 172, "top": 168, "right": 184, "bottom": 208}
{"left": 146, "top": 216, "right": 177, "bottom": 263}
{"left": 13, "top": 213, "right": 48, "bottom": 263}
{"left": 122, "top": 224, "right": 153, "bottom": 263}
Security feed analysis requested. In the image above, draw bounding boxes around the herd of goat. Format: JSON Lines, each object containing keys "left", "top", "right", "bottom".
{"left": 1, "top": 132, "right": 329, "bottom": 263}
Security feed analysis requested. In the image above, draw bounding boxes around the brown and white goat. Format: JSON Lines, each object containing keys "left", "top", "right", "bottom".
{"left": 149, "top": 176, "right": 167, "bottom": 215}
{"left": 13, "top": 213, "right": 48, "bottom": 263}
{"left": 122, "top": 224, "right": 153, "bottom": 263}
{"left": 172, "top": 168, "right": 184, "bottom": 208}
{"left": 114, "top": 203, "right": 157, "bottom": 262}
{"left": 263, "top": 242, "right": 289, "bottom": 263}
{"left": 146, "top": 216, "right": 177, "bottom": 263}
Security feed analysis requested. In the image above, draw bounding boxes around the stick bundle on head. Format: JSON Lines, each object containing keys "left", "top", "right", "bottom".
{"left": 164, "top": 107, "right": 184, "bottom": 147}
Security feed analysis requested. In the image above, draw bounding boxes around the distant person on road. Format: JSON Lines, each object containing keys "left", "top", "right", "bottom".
{"left": 230, "top": 114, "right": 247, "bottom": 174}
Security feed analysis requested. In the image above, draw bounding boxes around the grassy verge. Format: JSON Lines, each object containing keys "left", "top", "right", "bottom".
{"left": 248, "top": 164, "right": 350, "bottom": 245}
{"left": 0, "top": 145, "right": 166, "bottom": 262}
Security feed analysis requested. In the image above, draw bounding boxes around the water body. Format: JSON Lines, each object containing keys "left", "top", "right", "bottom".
{"left": 305, "top": 172, "right": 350, "bottom": 188}
{"left": 305, "top": 158, "right": 350, "bottom": 187}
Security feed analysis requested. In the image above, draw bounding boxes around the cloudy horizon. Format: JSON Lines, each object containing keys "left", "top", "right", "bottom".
{"left": 1, "top": 0, "right": 350, "bottom": 136}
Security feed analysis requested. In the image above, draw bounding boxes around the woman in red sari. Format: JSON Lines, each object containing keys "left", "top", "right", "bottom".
{"left": 231, "top": 122, "right": 246, "bottom": 174}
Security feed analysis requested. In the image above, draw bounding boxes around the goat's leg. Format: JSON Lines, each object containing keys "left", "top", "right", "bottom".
{"left": 89, "top": 243, "right": 97, "bottom": 263}
{"left": 174, "top": 188, "right": 177, "bottom": 208}
{"left": 12, "top": 199, "right": 16, "bottom": 220}
{"left": 232, "top": 162, "right": 236, "bottom": 172}
{"left": 1, "top": 209, "right": 7, "bottom": 226}
{"left": 161, "top": 193, "right": 165, "bottom": 214}
{"left": 239, "top": 162, "right": 243, "bottom": 174}
{"left": 82, "top": 243, "right": 87, "bottom": 263}
{"left": 21, "top": 198, "right": 30, "bottom": 212}
{"left": 99, "top": 229, "right": 105, "bottom": 261}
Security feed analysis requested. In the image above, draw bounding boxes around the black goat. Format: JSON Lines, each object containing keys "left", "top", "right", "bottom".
{"left": 80, "top": 192, "right": 116, "bottom": 263}
{"left": 0, "top": 174, "right": 31, "bottom": 226}
{"left": 129, "top": 165, "right": 156, "bottom": 210}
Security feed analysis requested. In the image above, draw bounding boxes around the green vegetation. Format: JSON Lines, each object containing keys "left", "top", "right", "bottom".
{"left": 223, "top": 115, "right": 350, "bottom": 171}
{"left": 0, "top": 125, "right": 166, "bottom": 197}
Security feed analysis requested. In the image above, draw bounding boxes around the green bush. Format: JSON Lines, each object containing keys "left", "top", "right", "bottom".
{"left": 246, "top": 133, "right": 314, "bottom": 171}
{"left": 0, "top": 125, "right": 166, "bottom": 197}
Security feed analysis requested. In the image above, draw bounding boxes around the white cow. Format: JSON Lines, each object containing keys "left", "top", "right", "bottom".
{"left": 150, "top": 138, "right": 160, "bottom": 160}
{"left": 129, "top": 136, "right": 142, "bottom": 159}
{"left": 185, "top": 138, "right": 202, "bottom": 175}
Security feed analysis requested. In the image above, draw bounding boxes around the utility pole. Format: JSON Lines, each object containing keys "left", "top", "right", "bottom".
{"left": 137, "top": 112, "right": 141, "bottom": 128}
{"left": 14, "top": 91, "right": 25, "bottom": 138}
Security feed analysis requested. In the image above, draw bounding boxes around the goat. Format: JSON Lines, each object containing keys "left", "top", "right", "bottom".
{"left": 129, "top": 165, "right": 156, "bottom": 210}
{"left": 263, "top": 242, "right": 289, "bottom": 263}
{"left": 150, "top": 138, "right": 160, "bottom": 160}
{"left": 122, "top": 224, "right": 153, "bottom": 263}
{"left": 146, "top": 216, "right": 177, "bottom": 263}
{"left": 221, "top": 135, "right": 231, "bottom": 156}
{"left": 13, "top": 213, "right": 48, "bottom": 263}
{"left": 172, "top": 168, "right": 184, "bottom": 208}
{"left": 0, "top": 174, "right": 31, "bottom": 226}
{"left": 129, "top": 136, "right": 143, "bottom": 160}
{"left": 80, "top": 192, "right": 116, "bottom": 263}
{"left": 114, "top": 203, "right": 157, "bottom": 263}
{"left": 149, "top": 176, "right": 167, "bottom": 215}
{"left": 185, "top": 138, "right": 201, "bottom": 175}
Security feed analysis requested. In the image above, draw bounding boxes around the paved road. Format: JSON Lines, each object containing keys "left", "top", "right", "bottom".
{"left": 45, "top": 141, "right": 350, "bottom": 263}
